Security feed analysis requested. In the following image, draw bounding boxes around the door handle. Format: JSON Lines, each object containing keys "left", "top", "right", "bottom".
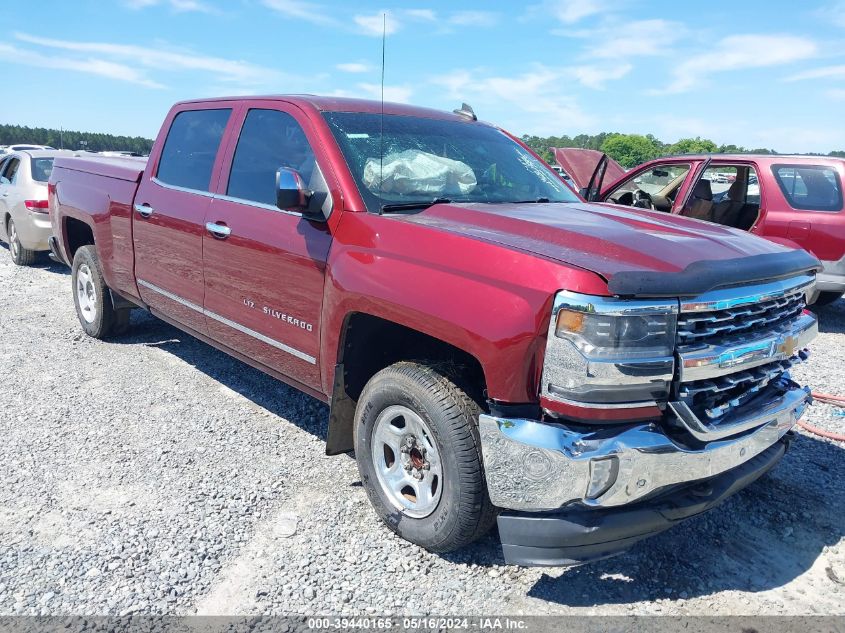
{"left": 134, "top": 203, "right": 154, "bottom": 218}
{"left": 206, "top": 222, "right": 231, "bottom": 239}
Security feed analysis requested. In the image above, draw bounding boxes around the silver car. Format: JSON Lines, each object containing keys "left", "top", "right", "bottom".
{"left": 0, "top": 150, "right": 66, "bottom": 265}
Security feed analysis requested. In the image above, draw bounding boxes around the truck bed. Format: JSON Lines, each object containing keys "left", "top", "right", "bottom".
{"left": 52, "top": 154, "right": 147, "bottom": 183}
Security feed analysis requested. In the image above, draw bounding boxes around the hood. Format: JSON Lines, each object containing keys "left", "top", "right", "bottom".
{"left": 395, "top": 201, "right": 804, "bottom": 284}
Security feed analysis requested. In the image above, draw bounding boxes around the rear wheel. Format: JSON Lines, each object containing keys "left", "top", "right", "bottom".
{"left": 7, "top": 218, "right": 38, "bottom": 266}
{"left": 814, "top": 291, "right": 843, "bottom": 306}
{"left": 72, "top": 245, "right": 131, "bottom": 339}
{"left": 355, "top": 361, "right": 496, "bottom": 553}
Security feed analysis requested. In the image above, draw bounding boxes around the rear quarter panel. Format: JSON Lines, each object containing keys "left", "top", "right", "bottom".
{"left": 755, "top": 158, "right": 845, "bottom": 262}
{"left": 50, "top": 161, "right": 143, "bottom": 297}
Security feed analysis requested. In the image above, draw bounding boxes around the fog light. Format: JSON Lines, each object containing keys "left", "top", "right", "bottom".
{"left": 586, "top": 456, "right": 619, "bottom": 499}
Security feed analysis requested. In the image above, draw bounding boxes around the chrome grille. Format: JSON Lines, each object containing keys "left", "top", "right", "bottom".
{"left": 678, "top": 358, "right": 795, "bottom": 420}
{"left": 676, "top": 292, "right": 806, "bottom": 348}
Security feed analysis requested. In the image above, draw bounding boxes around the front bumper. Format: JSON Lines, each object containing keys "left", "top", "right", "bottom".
{"left": 479, "top": 381, "right": 808, "bottom": 512}
{"left": 497, "top": 437, "right": 789, "bottom": 566}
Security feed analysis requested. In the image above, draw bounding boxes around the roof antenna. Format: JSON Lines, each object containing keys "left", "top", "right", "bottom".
{"left": 453, "top": 103, "right": 477, "bottom": 121}
{"left": 378, "top": 12, "right": 386, "bottom": 214}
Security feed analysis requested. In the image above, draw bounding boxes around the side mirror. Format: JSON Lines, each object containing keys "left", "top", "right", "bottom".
{"left": 276, "top": 167, "right": 311, "bottom": 208}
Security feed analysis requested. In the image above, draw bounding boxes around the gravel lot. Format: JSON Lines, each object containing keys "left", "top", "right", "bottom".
{"left": 0, "top": 248, "right": 843, "bottom": 617}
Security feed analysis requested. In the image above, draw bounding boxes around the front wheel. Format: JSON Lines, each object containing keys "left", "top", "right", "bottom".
{"left": 355, "top": 362, "right": 496, "bottom": 553}
{"left": 8, "top": 218, "right": 38, "bottom": 266}
{"left": 71, "top": 245, "right": 131, "bottom": 339}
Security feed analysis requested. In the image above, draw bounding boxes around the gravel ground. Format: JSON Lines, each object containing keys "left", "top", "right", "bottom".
{"left": 0, "top": 249, "right": 843, "bottom": 617}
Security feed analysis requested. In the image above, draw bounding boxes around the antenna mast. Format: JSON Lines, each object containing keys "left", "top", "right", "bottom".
{"left": 379, "top": 12, "right": 386, "bottom": 213}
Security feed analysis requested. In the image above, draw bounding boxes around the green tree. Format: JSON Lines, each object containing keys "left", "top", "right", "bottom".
{"left": 600, "top": 133, "right": 659, "bottom": 168}
{"left": 668, "top": 136, "right": 718, "bottom": 155}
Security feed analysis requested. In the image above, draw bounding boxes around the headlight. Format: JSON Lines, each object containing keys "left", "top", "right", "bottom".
{"left": 555, "top": 302, "right": 677, "bottom": 360}
{"left": 541, "top": 291, "right": 679, "bottom": 414}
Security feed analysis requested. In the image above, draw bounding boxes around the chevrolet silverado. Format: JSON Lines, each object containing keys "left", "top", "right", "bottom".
{"left": 48, "top": 96, "right": 820, "bottom": 566}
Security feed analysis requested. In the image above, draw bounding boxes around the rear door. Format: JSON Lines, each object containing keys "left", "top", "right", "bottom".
{"left": 133, "top": 105, "right": 234, "bottom": 333}
{"left": 200, "top": 103, "right": 334, "bottom": 391}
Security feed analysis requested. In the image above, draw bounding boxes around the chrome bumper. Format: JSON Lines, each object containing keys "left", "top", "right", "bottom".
{"left": 816, "top": 255, "right": 845, "bottom": 292}
{"left": 479, "top": 383, "right": 810, "bottom": 512}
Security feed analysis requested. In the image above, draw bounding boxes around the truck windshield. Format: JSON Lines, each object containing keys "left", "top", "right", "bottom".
{"left": 323, "top": 112, "right": 579, "bottom": 213}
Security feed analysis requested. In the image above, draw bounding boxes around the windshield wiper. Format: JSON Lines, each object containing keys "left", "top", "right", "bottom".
{"left": 380, "top": 197, "right": 452, "bottom": 213}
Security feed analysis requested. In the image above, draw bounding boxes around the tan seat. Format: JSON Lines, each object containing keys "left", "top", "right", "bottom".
{"left": 711, "top": 180, "right": 746, "bottom": 226}
{"left": 682, "top": 179, "right": 713, "bottom": 220}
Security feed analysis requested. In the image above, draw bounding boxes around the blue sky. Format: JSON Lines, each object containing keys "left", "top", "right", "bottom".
{"left": 3, "top": 0, "right": 845, "bottom": 152}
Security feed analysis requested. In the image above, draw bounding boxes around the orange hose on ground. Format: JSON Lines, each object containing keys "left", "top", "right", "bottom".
{"left": 798, "top": 391, "right": 845, "bottom": 441}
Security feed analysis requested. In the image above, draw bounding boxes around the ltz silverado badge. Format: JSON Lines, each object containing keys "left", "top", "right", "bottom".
{"left": 243, "top": 298, "right": 313, "bottom": 332}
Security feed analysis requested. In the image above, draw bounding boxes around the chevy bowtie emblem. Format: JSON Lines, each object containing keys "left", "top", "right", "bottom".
{"left": 778, "top": 335, "right": 797, "bottom": 357}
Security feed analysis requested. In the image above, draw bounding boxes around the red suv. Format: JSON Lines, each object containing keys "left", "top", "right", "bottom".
{"left": 554, "top": 149, "right": 845, "bottom": 304}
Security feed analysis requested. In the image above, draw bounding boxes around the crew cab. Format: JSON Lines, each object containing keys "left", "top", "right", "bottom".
{"left": 48, "top": 96, "right": 820, "bottom": 566}
{"left": 554, "top": 148, "right": 845, "bottom": 304}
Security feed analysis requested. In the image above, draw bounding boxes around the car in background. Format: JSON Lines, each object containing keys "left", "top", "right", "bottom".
{"left": 0, "top": 149, "right": 71, "bottom": 265}
{"left": 554, "top": 148, "right": 845, "bottom": 305}
{"left": 0, "top": 144, "right": 55, "bottom": 156}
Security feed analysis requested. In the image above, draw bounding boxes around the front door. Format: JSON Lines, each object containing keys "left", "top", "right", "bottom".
{"left": 201, "top": 105, "right": 334, "bottom": 391}
{"left": 133, "top": 106, "right": 234, "bottom": 333}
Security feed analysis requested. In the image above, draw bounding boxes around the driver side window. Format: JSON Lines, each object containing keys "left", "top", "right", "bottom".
{"left": 606, "top": 164, "right": 691, "bottom": 211}
{"left": 227, "top": 108, "right": 325, "bottom": 207}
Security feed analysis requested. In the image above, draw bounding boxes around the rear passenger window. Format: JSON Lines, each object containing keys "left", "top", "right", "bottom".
{"left": 156, "top": 108, "right": 231, "bottom": 192}
{"left": 227, "top": 109, "right": 319, "bottom": 206}
{"left": 772, "top": 164, "right": 842, "bottom": 212}
{"left": 2, "top": 158, "right": 21, "bottom": 185}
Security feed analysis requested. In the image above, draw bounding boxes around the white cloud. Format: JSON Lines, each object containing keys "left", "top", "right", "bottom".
{"left": 431, "top": 66, "right": 594, "bottom": 135}
{"left": 819, "top": 0, "right": 845, "bottom": 27}
{"left": 786, "top": 65, "right": 845, "bottom": 81}
{"left": 570, "top": 63, "right": 632, "bottom": 89}
{"left": 337, "top": 62, "right": 371, "bottom": 73}
{"left": 261, "top": 0, "right": 339, "bottom": 26}
{"left": 13, "top": 32, "right": 291, "bottom": 89}
{"left": 827, "top": 88, "right": 845, "bottom": 101}
{"left": 570, "top": 19, "right": 684, "bottom": 59}
{"left": 0, "top": 42, "right": 164, "bottom": 88}
{"left": 405, "top": 9, "right": 436, "bottom": 21}
{"left": 330, "top": 84, "right": 414, "bottom": 103}
{"left": 659, "top": 34, "right": 818, "bottom": 94}
{"left": 124, "top": 0, "right": 216, "bottom": 13}
{"left": 530, "top": 0, "right": 604, "bottom": 25}
{"left": 448, "top": 11, "right": 499, "bottom": 27}
{"left": 354, "top": 11, "right": 400, "bottom": 36}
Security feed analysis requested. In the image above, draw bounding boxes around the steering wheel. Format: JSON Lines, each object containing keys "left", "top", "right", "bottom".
{"left": 632, "top": 189, "right": 654, "bottom": 209}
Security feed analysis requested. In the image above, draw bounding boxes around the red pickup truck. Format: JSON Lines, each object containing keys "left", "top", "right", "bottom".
{"left": 554, "top": 148, "right": 845, "bottom": 305}
{"left": 49, "top": 96, "right": 820, "bottom": 567}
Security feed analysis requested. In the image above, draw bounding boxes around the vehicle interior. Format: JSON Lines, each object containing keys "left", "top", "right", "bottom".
{"left": 606, "top": 161, "right": 762, "bottom": 232}
{"left": 605, "top": 164, "right": 691, "bottom": 212}
{"left": 679, "top": 164, "right": 761, "bottom": 231}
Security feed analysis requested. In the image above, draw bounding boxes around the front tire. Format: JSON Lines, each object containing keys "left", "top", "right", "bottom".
{"left": 355, "top": 362, "right": 496, "bottom": 553}
{"left": 71, "top": 245, "right": 131, "bottom": 339}
{"left": 8, "top": 217, "right": 38, "bottom": 266}
{"left": 814, "top": 291, "right": 843, "bottom": 306}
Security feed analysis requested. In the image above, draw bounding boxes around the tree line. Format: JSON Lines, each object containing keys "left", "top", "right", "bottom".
{"left": 0, "top": 124, "right": 154, "bottom": 155}
{"left": 521, "top": 132, "right": 845, "bottom": 168}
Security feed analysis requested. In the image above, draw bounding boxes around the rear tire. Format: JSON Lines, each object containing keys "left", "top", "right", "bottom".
{"left": 814, "top": 291, "right": 843, "bottom": 306}
{"left": 7, "top": 217, "right": 38, "bottom": 266}
{"left": 71, "top": 245, "right": 131, "bottom": 339}
{"left": 355, "top": 361, "right": 496, "bottom": 553}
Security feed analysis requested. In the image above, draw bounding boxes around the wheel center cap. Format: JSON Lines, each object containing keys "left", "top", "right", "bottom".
{"left": 400, "top": 435, "right": 429, "bottom": 479}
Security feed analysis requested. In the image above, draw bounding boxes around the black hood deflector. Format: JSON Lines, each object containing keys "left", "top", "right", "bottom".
{"left": 607, "top": 249, "right": 821, "bottom": 298}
